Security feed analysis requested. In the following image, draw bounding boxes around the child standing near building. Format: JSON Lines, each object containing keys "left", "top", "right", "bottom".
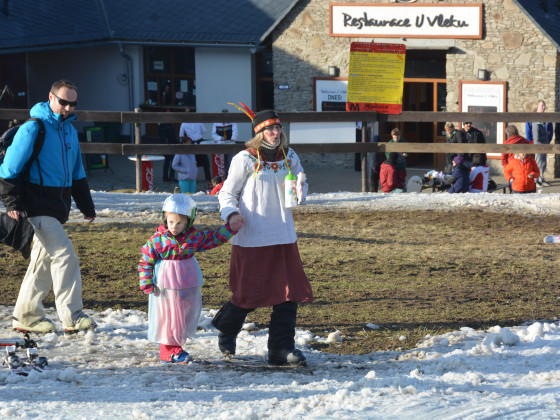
{"left": 172, "top": 137, "right": 198, "bottom": 194}
{"left": 138, "top": 194, "right": 242, "bottom": 363}
{"left": 503, "top": 152, "right": 540, "bottom": 194}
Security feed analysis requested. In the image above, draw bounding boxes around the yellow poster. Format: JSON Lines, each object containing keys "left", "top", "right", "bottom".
{"left": 346, "top": 42, "right": 406, "bottom": 114}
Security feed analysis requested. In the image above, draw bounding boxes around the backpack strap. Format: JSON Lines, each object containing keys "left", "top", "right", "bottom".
{"left": 22, "top": 117, "right": 46, "bottom": 186}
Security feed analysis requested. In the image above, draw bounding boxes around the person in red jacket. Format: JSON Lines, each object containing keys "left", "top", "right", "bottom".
{"left": 501, "top": 125, "right": 531, "bottom": 193}
{"left": 380, "top": 152, "right": 406, "bottom": 193}
{"left": 503, "top": 153, "right": 540, "bottom": 194}
{"left": 209, "top": 176, "right": 224, "bottom": 195}
{"left": 501, "top": 125, "right": 530, "bottom": 168}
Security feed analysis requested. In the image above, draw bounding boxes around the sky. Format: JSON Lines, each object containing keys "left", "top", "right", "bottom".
{"left": 2, "top": 190, "right": 560, "bottom": 419}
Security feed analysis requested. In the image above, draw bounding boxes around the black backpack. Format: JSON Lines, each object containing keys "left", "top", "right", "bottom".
{"left": 0, "top": 118, "right": 46, "bottom": 182}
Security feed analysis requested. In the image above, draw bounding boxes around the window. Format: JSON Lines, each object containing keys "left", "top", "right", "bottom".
{"left": 256, "top": 48, "right": 273, "bottom": 111}
{"left": 144, "top": 47, "right": 196, "bottom": 108}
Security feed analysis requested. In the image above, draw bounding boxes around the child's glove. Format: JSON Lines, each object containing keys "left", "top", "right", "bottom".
{"left": 142, "top": 284, "right": 155, "bottom": 295}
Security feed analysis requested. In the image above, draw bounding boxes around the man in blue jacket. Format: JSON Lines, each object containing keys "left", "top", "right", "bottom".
{"left": 525, "top": 100, "right": 553, "bottom": 187}
{"left": 0, "top": 80, "right": 97, "bottom": 334}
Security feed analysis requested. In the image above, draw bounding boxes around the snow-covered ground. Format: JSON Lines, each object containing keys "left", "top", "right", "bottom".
{"left": 76, "top": 188, "right": 560, "bottom": 223}
{"left": 2, "top": 191, "right": 560, "bottom": 419}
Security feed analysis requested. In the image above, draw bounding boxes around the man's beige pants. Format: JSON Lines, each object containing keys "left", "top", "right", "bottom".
{"left": 13, "top": 215, "right": 83, "bottom": 329}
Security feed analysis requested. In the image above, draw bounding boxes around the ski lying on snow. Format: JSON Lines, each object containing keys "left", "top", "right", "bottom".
{"left": 0, "top": 333, "right": 49, "bottom": 375}
{"left": 2, "top": 346, "right": 29, "bottom": 376}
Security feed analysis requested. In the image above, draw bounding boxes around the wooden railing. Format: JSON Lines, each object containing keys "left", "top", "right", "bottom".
{"left": 1, "top": 108, "right": 559, "bottom": 191}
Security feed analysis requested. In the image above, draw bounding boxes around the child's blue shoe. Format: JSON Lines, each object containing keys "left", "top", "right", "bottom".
{"left": 161, "top": 350, "right": 192, "bottom": 364}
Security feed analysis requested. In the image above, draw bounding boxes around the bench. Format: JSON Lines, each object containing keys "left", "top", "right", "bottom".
{"left": 421, "top": 180, "right": 509, "bottom": 193}
{"left": 488, "top": 183, "right": 509, "bottom": 193}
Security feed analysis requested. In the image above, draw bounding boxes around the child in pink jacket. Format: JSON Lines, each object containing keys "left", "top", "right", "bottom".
{"left": 138, "top": 194, "right": 241, "bottom": 363}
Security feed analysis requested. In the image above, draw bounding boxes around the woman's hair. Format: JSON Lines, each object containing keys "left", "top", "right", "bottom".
{"left": 391, "top": 128, "right": 400, "bottom": 136}
{"left": 505, "top": 124, "right": 519, "bottom": 138}
{"left": 162, "top": 212, "right": 189, "bottom": 229}
{"left": 245, "top": 130, "right": 287, "bottom": 150}
{"left": 444, "top": 122, "right": 455, "bottom": 130}
{"left": 472, "top": 153, "right": 487, "bottom": 166}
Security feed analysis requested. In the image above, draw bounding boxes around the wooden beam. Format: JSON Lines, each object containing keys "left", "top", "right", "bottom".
{"left": 2, "top": 108, "right": 560, "bottom": 124}
{"left": 96, "top": 142, "right": 560, "bottom": 155}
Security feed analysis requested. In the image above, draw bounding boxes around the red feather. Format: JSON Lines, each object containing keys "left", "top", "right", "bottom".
{"left": 227, "top": 102, "right": 254, "bottom": 121}
{"left": 237, "top": 102, "right": 255, "bottom": 121}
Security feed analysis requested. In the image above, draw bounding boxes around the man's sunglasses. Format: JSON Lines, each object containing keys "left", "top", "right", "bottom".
{"left": 51, "top": 91, "right": 78, "bottom": 107}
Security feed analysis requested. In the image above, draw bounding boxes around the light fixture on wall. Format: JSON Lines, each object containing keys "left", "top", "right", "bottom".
{"left": 328, "top": 66, "right": 340, "bottom": 77}
{"left": 477, "top": 69, "right": 489, "bottom": 81}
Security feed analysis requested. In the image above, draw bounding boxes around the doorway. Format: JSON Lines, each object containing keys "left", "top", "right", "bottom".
{"left": 381, "top": 79, "right": 446, "bottom": 169}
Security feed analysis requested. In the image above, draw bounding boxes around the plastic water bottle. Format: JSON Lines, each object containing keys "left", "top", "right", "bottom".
{"left": 285, "top": 171, "right": 297, "bottom": 208}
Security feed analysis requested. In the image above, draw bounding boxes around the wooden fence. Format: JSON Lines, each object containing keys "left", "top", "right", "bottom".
{"left": 1, "top": 108, "right": 559, "bottom": 192}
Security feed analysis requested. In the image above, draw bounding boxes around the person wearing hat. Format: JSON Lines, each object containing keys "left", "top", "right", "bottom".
{"left": 212, "top": 109, "right": 239, "bottom": 176}
{"left": 446, "top": 156, "right": 470, "bottom": 193}
{"left": 138, "top": 194, "right": 241, "bottom": 364}
{"left": 211, "top": 108, "right": 313, "bottom": 367}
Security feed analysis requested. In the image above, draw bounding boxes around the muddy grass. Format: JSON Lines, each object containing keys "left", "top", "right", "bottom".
{"left": 1, "top": 210, "right": 559, "bottom": 355}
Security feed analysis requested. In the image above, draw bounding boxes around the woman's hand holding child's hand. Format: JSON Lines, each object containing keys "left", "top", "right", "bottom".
{"left": 229, "top": 214, "right": 245, "bottom": 231}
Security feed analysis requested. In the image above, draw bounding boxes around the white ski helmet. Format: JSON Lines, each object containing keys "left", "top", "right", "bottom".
{"left": 162, "top": 194, "right": 197, "bottom": 228}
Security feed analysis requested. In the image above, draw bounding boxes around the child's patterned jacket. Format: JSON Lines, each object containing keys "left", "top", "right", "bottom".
{"left": 138, "top": 223, "right": 235, "bottom": 294}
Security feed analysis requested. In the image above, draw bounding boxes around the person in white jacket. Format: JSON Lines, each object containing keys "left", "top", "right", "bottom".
{"left": 212, "top": 109, "right": 239, "bottom": 176}
{"left": 172, "top": 138, "right": 198, "bottom": 193}
{"left": 211, "top": 109, "right": 312, "bottom": 367}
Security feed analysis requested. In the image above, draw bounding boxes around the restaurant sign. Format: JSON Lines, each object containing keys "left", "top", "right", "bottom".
{"left": 330, "top": 3, "right": 482, "bottom": 39}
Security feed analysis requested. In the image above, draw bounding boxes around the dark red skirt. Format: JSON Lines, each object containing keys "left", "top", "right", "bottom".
{"left": 229, "top": 243, "right": 313, "bottom": 309}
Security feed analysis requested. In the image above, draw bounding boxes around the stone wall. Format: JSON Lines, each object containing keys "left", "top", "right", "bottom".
{"left": 272, "top": 0, "right": 560, "bottom": 175}
{"left": 446, "top": 0, "right": 558, "bottom": 115}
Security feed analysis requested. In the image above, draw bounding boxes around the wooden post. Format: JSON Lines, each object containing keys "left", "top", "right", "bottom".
{"left": 134, "top": 108, "right": 142, "bottom": 193}
{"left": 361, "top": 121, "right": 368, "bottom": 192}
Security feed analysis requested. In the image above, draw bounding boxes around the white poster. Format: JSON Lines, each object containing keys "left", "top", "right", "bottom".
{"left": 290, "top": 78, "right": 355, "bottom": 144}
{"left": 460, "top": 81, "right": 506, "bottom": 145}
{"left": 315, "top": 79, "right": 348, "bottom": 112}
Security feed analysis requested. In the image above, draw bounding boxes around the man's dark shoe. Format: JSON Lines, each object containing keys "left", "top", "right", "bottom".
{"left": 218, "top": 333, "right": 236, "bottom": 357}
{"left": 268, "top": 348, "right": 307, "bottom": 366}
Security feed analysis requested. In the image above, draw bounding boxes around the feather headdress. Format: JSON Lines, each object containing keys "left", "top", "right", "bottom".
{"left": 227, "top": 102, "right": 255, "bottom": 122}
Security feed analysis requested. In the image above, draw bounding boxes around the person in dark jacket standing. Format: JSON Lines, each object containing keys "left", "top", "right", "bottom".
{"left": 367, "top": 135, "right": 382, "bottom": 192}
{"left": 444, "top": 122, "right": 465, "bottom": 173}
{"left": 159, "top": 112, "right": 177, "bottom": 182}
{"left": 0, "top": 80, "right": 97, "bottom": 334}
{"left": 447, "top": 156, "right": 470, "bottom": 194}
{"left": 460, "top": 121, "right": 486, "bottom": 167}
{"left": 525, "top": 100, "right": 553, "bottom": 186}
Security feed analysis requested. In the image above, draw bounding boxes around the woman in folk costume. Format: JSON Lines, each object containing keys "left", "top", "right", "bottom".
{"left": 211, "top": 104, "right": 313, "bottom": 367}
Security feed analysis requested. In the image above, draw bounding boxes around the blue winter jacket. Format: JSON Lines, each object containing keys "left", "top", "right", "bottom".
{"left": 0, "top": 102, "right": 95, "bottom": 223}
{"left": 447, "top": 165, "right": 470, "bottom": 194}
